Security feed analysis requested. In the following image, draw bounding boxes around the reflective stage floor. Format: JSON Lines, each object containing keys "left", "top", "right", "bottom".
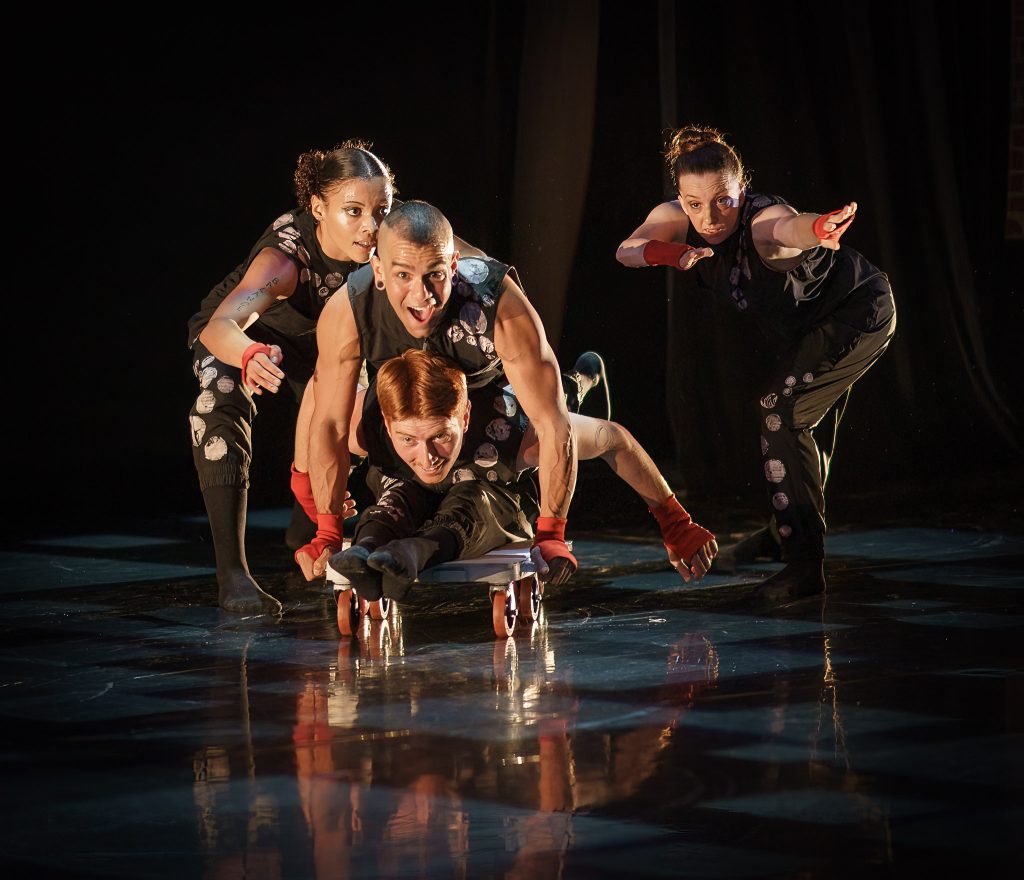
{"left": 1, "top": 502, "right": 1022, "bottom": 878}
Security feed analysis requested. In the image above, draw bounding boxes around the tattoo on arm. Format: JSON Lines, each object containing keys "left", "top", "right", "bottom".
{"left": 234, "top": 276, "right": 281, "bottom": 313}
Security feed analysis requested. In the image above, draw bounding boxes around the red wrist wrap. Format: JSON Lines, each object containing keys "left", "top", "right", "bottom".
{"left": 812, "top": 209, "right": 855, "bottom": 242}
{"left": 643, "top": 240, "right": 695, "bottom": 269}
{"left": 241, "top": 342, "right": 273, "bottom": 388}
{"left": 289, "top": 463, "right": 317, "bottom": 523}
{"left": 649, "top": 496, "right": 716, "bottom": 563}
{"left": 533, "top": 516, "right": 567, "bottom": 544}
{"left": 314, "top": 513, "right": 344, "bottom": 545}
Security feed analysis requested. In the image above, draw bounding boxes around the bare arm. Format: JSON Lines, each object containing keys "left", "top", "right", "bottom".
{"left": 197, "top": 248, "right": 298, "bottom": 393}
{"left": 616, "top": 200, "right": 712, "bottom": 269}
{"left": 494, "top": 277, "right": 575, "bottom": 518}
{"left": 308, "top": 285, "right": 363, "bottom": 515}
{"left": 751, "top": 201, "right": 857, "bottom": 264}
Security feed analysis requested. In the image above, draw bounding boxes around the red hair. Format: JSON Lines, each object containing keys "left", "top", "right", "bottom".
{"left": 376, "top": 350, "right": 467, "bottom": 421}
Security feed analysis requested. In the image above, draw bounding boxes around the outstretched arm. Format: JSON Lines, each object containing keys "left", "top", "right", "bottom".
{"left": 752, "top": 201, "right": 857, "bottom": 260}
{"left": 615, "top": 200, "right": 713, "bottom": 270}
{"left": 520, "top": 413, "right": 717, "bottom": 582}
{"left": 198, "top": 248, "right": 298, "bottom": 393}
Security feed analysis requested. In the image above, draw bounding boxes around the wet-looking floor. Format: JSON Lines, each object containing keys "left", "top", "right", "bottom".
{"left": 1, "top": 516, "right": 1022, "bottom": 878}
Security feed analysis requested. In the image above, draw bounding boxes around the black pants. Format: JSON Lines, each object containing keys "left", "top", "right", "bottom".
{"left": 355, "top": 467, "right": 536, "bottom": 558}
{"left": 188, "top": 327, "right": 315, "bottom": 491}
{"left": 758, "top": 303, "right": 896, "bottom": 561}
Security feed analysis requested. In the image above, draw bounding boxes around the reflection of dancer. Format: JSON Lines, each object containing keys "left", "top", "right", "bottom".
{"left": 187, "top": 141, "right": 394, "bottom": 613}
{"left": 617, "top": 125, "right": 896, "bottom": 609}
{"left": 332, "top": 349, "right": 718, "bottom": 600}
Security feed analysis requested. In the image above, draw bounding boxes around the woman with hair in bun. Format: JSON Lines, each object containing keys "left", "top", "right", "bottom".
{"left": 616, "top": 125, "right": 895, "bottom": 609}
{"left": 186, "top": 141, "right": 395, "bottom": 614}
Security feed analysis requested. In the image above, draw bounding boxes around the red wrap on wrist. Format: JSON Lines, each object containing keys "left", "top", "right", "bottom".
{"left": 532, "top": 516, "right": 577, "bottom": 583}
{"left": 241, "top": 342, "right": 273, "bottom": 389}
{"left": 649, "top": 496, "right": 716, "bottom": 564}
{"left": 812, "top": 208, "right": 855, "bottom": 243}
{"left": 643, "top": 239, "right": 695, "bottom": 269}
{"left": 289, "top": 463, "right": 318, "bottom": 523}
{"left": 294, "top": 513, "right": 345, "bottom": 579}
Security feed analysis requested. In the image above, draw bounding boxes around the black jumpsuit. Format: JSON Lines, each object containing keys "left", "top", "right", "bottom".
{"left": 684, "top": 193, "right": 896, "bottom": 561}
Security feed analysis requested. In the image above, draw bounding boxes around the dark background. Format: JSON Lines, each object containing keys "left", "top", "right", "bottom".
{"left": 18, "top": 0, "right": 1022, "bottom": 539}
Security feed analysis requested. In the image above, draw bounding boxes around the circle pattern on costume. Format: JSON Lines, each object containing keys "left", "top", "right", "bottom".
{"left": 216, "top": 376, "right": 235, "bottom": 394}
{"left": 486, "top": 418, "right": 511, "bottom": 442}
{"left": 479, "top": 336, "right": 496, "bottom": 357}
{"left": 772, "top": 492, "right": 790, "bottom": 510}
{"left": 447, "top": 324, "right": 465, "bottom": 343}
{"left": 751, "top": 196, "right": 772, "bottom": 209}
{"left": 783, "top": 388, "right": 793, "bottom": 397}
{"left": 480, "top": 293, "right": 495, "bottom": 308}
{"left": 765, "top": 459, "right": 786, "bottom": 483}
{"left": 458, "top": 258, "right": 489, "bottom": 284}
{"left": 273, "top": 213, "right": 295, "bottom": 230}
{"left": 278, "top": 238, "right": 297, "bottom": 255}
{"left": 778, "top": 525, "right": 793, "bottom": 538}
{"left": 761, "top": 393, "right": 778, "bottom": 409}
{"left": 200, "top": 367, "right": 218, "bottom": 389}
{"left": 196, "top": 390, "right": 216, "bottom": 414}
{"left": 460, "top": 302, "right": 487, "bottom": 335}
{"left": 326, "top": 272, "right": 343, "bottom": 288}
{"left": 494, "top": 393, "right": 517, "bottom": 417}
{"left": 464, "top": 334, "right": 478, "bottom": 347}
{"left": 785, "top": 376, "right": 796, "bottom": 387}
{"left": 300, "top": 268, "right": 311, "bottom": 284}
{"left": 452, "top": 468, "right": 477, "bottom": 483}
{"left": 486, "top": 470, "right": 498, "bottom": 482}
{"left": 296, "top": 245, "right": 311, "bottom": 266}
{"left": 204, "top": 436, "right": 228, "bottom": 462}
{"left": 201, "top": 355, "right": 215, "bottom": 369}
{"left": 474, "top": 443, "right": 499, "bottom": 468}
{"left": 190, "top": 415, "right": 206, "bottom": 446}
{"left": 319, "top": 287, "right": 330, "bottom": 298}
{"left": 314, "top": 272, "right": 322, "bottom": 287}
{"left": 760, "top": 436, "right": 769, "bottom": 455}
{"left": 803, "top": 372, "right": 814, "bottom": 383}
{"left": 765, "top": 414, "right": 782, "bottom": 432}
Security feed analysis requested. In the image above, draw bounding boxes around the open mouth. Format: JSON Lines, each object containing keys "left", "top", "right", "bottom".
{"left": 419, "top": 460, "right": 446, "bottom": 477}
{"left": 408, "top": 306, "right": 434, "bottom": 324}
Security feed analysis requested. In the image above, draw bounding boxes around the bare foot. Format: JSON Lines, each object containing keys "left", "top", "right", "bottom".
{"left": 217, "top": 570, "right": 282, "bottom": 614}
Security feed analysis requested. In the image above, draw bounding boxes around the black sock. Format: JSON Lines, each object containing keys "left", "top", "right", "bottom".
{"left": 202, "top": 484, "right": 250, "bottom": 577}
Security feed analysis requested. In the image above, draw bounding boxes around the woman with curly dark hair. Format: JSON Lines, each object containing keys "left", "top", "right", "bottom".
{"left": 186, "top": 141, "right": 394, "bottom": 613}
{"left": 617, "top": 125, "right": 896, "bottom": 609}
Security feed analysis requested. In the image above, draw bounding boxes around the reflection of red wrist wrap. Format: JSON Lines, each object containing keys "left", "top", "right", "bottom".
{"left": 241, "top": 342, "right": 273, "bottom": 388}
{"left": 289, "top": 463, "right": 317, "bottom": 523}
{"left": 812, "top": 208, "right": 855, "bottom": 242}
{"left": 643, "top": 239, "right": 695, "bottom": 269}
{"left": 649, "top": 496, "right": 715, "bottom": 563}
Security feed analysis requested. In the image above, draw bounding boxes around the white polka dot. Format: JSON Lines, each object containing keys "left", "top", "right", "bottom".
{"left": 195, "top": 390, "right": 216, "bottom": 414}
{"left": 458, "top": 258, "right": 489, "bottom": 284}
{"left": 765, "top": 414, "right": 782, "bottom": 432}
{"left": 778, "top": 525, "right": 793, "bottom": 537}
{"left": 772, "top": 492, "right": 789, "bottom": 510}
{"left": 474, "top": 443, "right": 499, "bottom": 468}
{"left": 272, "top": 213, "right": 295, "bottom": 230}
{"left": 494, "top": 393, "right": 517, "bottom": 417}
{"left": 785, "top": 376, "right": 796, "bottom": 387}
{"left": 300, "top": 268, "right": 311, "bottom": 283}
{"left": 486, "top": 419, "right": 511, "bottom": 441}
{"left": 783, "top": 388, "right": 793, "bottom": 397}
{"left": 452, "top": 468, "right": 477, "bottom": 483}
{"left": 460, "top": 302, "right": 487, "bottom": 334}
{"left": 760, "top": 436, "right": 769, "bottom": 455}
{"left": 765, "top": 459, "right": 786, "bottom": 484}
{"left": 216, "top": 376, "right": 235, "bottom": 394}
{"left": 803, "top": 372, "right": 814, "bottom": 383}
{"left": 326, "top": 272, "right": 343, "bottom": 288}
{"left": 201, "top": 355, "right": 215, "bottom": 369}
{"left": 318, "top": 286, "right": 330, "bottom": 298}
{"left": 486, "top": 470, "right": 498, "bottom": 482}
{"left": 204, "top": 436, "right": 228, "bottom": 461}
{"left": 189, "top": 416, "right": 206, "bottom": 446}
{"left": 296, "top": 245, "right": 310, "bottom": 266}
{"left": 761, "top": 393, "right": 778, "bottom": 409}
{"left": 200, "top": 367, "right": 218, "bottom": 389}
{"left": 278, "top": 238, "right": 297, "bottom": 255}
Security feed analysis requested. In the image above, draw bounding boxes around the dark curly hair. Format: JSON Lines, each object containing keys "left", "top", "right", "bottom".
{"left": 293, "top": 140, "right": 396, "bottom": 211}
{"left": 664, "top": 125, "right": 750, "bottom": 192}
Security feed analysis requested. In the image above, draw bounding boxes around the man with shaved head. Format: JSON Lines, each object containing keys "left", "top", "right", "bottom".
{"left": 298, "top": 200, "right": 586, "bottom": 586}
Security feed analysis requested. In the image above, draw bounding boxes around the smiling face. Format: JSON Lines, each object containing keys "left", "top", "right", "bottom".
{"left": 385, "top": 407, "right": 469, "bottom": 484}
{"left": 310, "top": 176, "right": 392, "bottom": 263}
{"left": 676, "top": 171, "right": 744, "bottom": 245}
{"left": 371, "top": 224, "right": 457, "bottom": 338}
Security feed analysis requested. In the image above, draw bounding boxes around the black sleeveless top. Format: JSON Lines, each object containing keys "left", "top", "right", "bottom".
{"left": 187, "top": 209, "right": 360, "bottom": 347}
{"left": 347, "top": 256, "right": 514, "bottom": 389}
{"left": 684, "top": 193, "right": 895, "bottom": 349}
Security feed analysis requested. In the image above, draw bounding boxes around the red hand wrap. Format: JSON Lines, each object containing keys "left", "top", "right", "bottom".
{"left": 532, "top": 516, "right": 578, "bottom": 569}
{"left": 294, "top": 513, "right": 345, "bottom": 566}
{"left": 289, "top": 463, "right": 318, "bottom": 523}
{"left": 241, "top": 342, "right": 274, "bottom": 389}
{"left": 812, "top": 208, "right": 855, "bottom": 243}
{"left": 643, "top": 239, "right": 696, "bottom": 269}
{"left": 649, "top": 496, "right": 716, "bottom": 564}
